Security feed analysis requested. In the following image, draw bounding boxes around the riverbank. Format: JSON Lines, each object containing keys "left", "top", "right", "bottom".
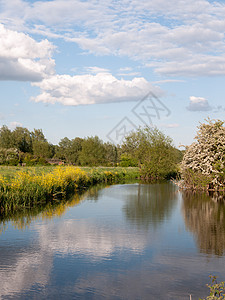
{"left": 0, "top": 166, "right": 139, "bottom": 212}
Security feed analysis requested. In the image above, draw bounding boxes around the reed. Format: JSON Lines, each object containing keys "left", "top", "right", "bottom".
{"left": 0, "top": 166, "right": 139, "bottom": 212}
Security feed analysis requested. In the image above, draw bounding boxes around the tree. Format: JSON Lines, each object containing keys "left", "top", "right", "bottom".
{"left": 0, "top": 125, "right": 13, "bottom": 149}
{"left": 32, "top": 140, "right": 52, "bottom": 158}
{"left": 55, "top": 137, "right": 83, "bottom": 164}
{"left": 103, "top": 142, "right": 118, "bottom": 166}
{"left": 31, "top": 129, "right": 47, "bottom": 142}
{"left": 56, "top": 137, "right": 72, "bottom": 161}
{"left": 121, "top": 126, "right": 179, "bottom": 180}
{"left": 79, "top": 136, "right": 106, "bottom": 166}
{"left": 12, "top": 127, "right": 32, "bottom": 153}
{"left": 181, "top": 119, "right": 225, "bottom": 190}
{"left": 31, "top": 128, "right": 53, "bottom": 158}
{"left": 69, "top": 137, "right": 83, "bottom": 165}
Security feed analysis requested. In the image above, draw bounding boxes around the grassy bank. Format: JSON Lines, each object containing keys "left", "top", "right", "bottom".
{"left": 0, "top": 166, "right": 139, "bottom": 212}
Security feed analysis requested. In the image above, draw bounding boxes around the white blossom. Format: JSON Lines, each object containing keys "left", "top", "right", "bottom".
{"left": 181, "top": 119, "right": 225, "bottom": 189}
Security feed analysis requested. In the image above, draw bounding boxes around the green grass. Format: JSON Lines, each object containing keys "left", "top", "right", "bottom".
{"left": 0, "top": 165, "right": 56, "bottom": 180}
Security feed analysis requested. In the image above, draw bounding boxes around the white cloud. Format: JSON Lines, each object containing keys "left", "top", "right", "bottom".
{"left": 84, "top": 66, "right": 110, "bottom": 74}
{"left": 119, "top": 67, "right": 133, "bottom": 72}
{"left": 1, "top": 0, "right": 225, "bottom": 77}
{"left": 187, "top": 96, "right": 212, "bottom": 111}
{"left": 37, "top": 220, "right": 147, "bottom": 257}
{"left": 31, "top": 73, "right": 161, "bottom": 106}
{"left": 117, "top": 71, "right": 141, "bottom": 77}
{"left": 9, "top": 121, "right": 23, "bottom": 129}
{"left": 62, "top": 1, "right": 225, "bottom": 77}
{"left": 0, "top": 24, "right": 55, "bottom": 81}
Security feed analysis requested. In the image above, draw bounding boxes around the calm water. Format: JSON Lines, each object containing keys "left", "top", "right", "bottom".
{"left": 1, "top": 182, "right": 225, "bottom": 299}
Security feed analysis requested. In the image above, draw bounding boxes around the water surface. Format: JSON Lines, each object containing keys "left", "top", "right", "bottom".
{"left": 1, "top": 182, "right": 225, "bottom": 299}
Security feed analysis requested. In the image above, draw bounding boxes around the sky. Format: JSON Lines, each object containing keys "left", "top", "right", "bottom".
{"left": 0, "top": 0, "right": 225, "bottom": 147}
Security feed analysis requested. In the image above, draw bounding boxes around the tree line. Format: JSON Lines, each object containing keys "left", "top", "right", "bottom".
{"left": 0, "top": 125, "right": 183, "bottom": 180}
{"left": 0, "top": 125, "right": 118, "bottom": 167}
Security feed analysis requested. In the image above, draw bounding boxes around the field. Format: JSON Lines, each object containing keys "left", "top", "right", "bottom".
{"left": 0, "top": 165, "right": 139, "bottom": 213}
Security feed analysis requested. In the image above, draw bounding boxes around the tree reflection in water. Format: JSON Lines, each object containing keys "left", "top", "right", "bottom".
{"left": 182, "top": 191, "right": 225, "bottom": 256}
{"left": 123, "top": 182, "right": 178, "bottom": 229}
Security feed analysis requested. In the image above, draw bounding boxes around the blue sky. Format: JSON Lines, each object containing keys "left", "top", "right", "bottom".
{"left": 0, "top": 0, "right": 225, "bottom": 147}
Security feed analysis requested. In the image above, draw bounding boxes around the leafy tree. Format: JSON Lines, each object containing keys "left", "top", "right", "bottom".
{"left": 103, "top": 142, "right": 118, "bottom": 166}
{"left": 79, "top": 136, "right": 106, "bottom": 166}
{"left": 181, "top": 119, "right": 225, "bottom": 190}
{"left": 31, "top": 128, "right": 53, "bottom": 158}
{"left": 121, "top": 126, "right": 179, "bottom": 180}
{"left": 31, "top": 128, "right": 47, "bottom": 142}
{"left": 32, "top": 140, "right": 52, "bottom": 158}
{"left": 55, "top": 137, "right": 83, "bottom": 164}
{"left": 12, "top": 127, "right": 32, "bottom": 153}
{"left": 69, "top": 137, "right": 83, "bottom": 165}
{"left": 57, "top": 137, "right": 72, "bottom": 161}
{"left": 0, "top": 125, "right": 13, "bottom": 149}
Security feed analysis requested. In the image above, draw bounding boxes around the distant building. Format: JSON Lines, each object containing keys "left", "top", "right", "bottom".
{"left": 47, "top": 159, "right": 65, "bottom": 165}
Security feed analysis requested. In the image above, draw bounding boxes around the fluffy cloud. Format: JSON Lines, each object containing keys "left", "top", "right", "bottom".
{"left": 31, "top": 73, "right": 161, "bottom": 106}
{"left": 1, "top": 0, "right": 225, "bottom": 77}
{"left": 187, "top": 96, "right": 212, "bottom": 111}
{"left": 9, "top": 121, "right": 23, "bottom": 129}
{"left": 0, "top": 24, "right": 55, "bottom": 81}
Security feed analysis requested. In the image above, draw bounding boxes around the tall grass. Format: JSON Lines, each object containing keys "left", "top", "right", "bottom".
{"left": 0, "top": 166, "right": 139, "bottom": 212}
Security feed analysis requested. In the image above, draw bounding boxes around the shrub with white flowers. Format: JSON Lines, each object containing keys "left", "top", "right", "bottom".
{"left": 181, "top": 119, "right": 225, "bottom": 190}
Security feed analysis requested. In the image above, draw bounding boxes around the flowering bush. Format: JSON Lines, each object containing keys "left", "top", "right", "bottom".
{"left": 181, "top": 119, "right": 225, "bottom": 190}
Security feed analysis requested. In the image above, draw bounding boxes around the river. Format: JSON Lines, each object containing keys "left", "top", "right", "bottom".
{"left": 0, "top": 182, "right": 225, "bottom": 299}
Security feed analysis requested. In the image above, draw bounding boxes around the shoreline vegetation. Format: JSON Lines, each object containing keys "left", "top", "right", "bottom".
{"left": 175, "top": 119, "right": 225, "bottom": 192}
{"left": 1, "top": 118, "right": 225, "bottom": 210}
{"left": 0, "top": 125, "right": 182, "bottom": 213}
{"left": 1, "top": 120, "right": 225, "bottom": 299}
{"left": 0, "top": 166, "right": 139, "bottom": 213}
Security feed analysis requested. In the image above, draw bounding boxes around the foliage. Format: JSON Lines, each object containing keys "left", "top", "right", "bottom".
{"left": 0, "top": 166, "right": 139, "bottom": 212}
{"left": 200, "top": 276, "right": 225, "bottom": 300}
{"left": 0, "top": 125, "right": 54, "bottom": 162}
{"left": 103, "top": 142, "right": 118, "bottom": 166}
{"left": 56, "top": 137, "right": 83, "bottom": 164}
{"left": 0, "top": 124, "right": 180, "bottom": 174}
{"left": 12, "top": 127, "right": 33, "bottom": 153}
{"left": 31, "top": 128, "right": 47, "bottom": 142}
{"left": 181, "top": 119, "right": 225, "bottom": 190}
{"left": 120, "top": 153, "right": 138, "bottom": 167}
{"left": 32, "top": 140, "right": 53, "bottom": 158}
{"left": 79, "top": 136, "right": 106, "bottom": 166}
{"left": 0, "top": 148, "right": 19, "bottom": 165}
{"left": 0, "top": 125, "right": 14, "bottom": 149}
{"left": 121, "top": 126, "right": 180, "bottom": 180}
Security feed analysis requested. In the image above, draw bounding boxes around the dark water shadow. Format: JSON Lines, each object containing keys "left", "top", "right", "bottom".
{"left": 182, "top": 190, "right": 225, "bottom": 256}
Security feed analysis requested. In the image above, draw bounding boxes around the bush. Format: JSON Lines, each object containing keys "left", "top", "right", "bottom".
{"left": 200, "top": 276, "right": 225, "bottom": 300}
{"left": 181, "top": 119, "right": 225, "bottom": 190}
{"left": 121, "top": 126, "right": 180, "bottom": 181}
{"left": 120, "top": 154, "right": 138, "bottom": 167}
